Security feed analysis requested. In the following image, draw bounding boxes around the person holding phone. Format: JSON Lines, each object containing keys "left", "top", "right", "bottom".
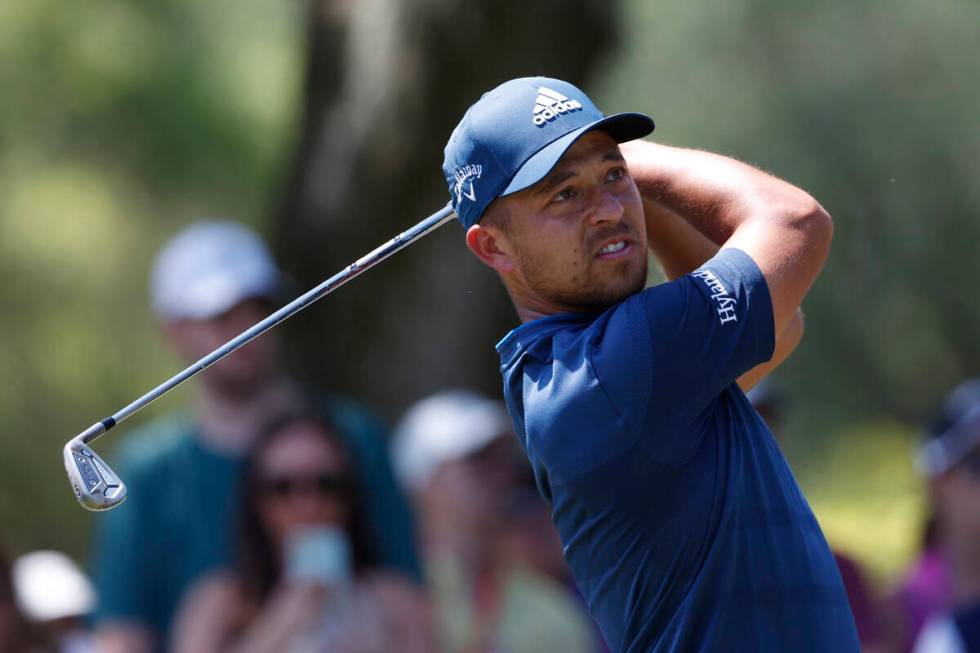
{"left": 171, "top": 413, "right": 435, "bottom": 653}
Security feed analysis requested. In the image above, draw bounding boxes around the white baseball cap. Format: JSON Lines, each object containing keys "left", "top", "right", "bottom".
{"left": 151, "top": 221, "right": 284, "bottom": 320}
{"left": 13, "top": 550, "right": 95, "bottom": 622}
{"left": 392, "top": 390, "right": 513, "bottom": 491}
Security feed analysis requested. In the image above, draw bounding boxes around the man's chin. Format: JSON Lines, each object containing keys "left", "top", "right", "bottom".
{"left": 594, "top": 281, "right": 646, "bottom": 309}
{"left": 559, "top": 274, "right": 647, "bottom": 313}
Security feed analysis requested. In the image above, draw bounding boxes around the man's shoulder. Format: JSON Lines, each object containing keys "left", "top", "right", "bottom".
{"left": 512, "top": 297, "right": 656, "bottom": 407}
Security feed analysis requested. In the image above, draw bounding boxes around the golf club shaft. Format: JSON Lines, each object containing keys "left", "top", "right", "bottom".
{"left": 77, "top": 203, "right": 456, "bottom": 446}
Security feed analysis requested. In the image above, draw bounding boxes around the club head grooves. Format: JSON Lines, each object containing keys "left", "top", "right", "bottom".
{"left": 63, "top": 441, "right": 127, "bottom": 511}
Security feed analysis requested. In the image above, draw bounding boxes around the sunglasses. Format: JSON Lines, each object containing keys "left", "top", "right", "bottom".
{"left": 260, "top": 472, "right": 354, "bottom": 499}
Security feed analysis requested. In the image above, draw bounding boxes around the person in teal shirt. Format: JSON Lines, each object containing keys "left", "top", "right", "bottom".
{"left": 90, "top": 222, "right": 418, "bottom": 653}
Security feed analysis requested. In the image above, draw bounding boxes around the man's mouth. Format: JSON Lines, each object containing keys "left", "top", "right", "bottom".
{"left": 598, "top": 241, "right": 627, "bottom": 255}
{"left": 595, "top": 239, "right": 633, "bottom": 259}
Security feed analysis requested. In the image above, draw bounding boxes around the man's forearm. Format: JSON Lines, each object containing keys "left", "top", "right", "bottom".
{"left": 622, "top": 140, "right": 816, "bottom": 247}
{"left": 737, "top": 309, "right": 804, "bottom": 392}
{"left": 639, "top": 196, "right": 718, "bottom": 280}
{"left": 623, "top": 140, "right": 810, "bottom": 385}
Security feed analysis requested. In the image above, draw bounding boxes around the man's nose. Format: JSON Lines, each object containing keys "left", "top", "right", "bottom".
{"left": 587, "top": 187, "right": 625, "bottom": 225}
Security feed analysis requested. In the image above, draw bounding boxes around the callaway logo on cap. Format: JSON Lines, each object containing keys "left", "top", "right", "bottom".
{"left": 442, "top": 76, "right": 655, "bottom": 230}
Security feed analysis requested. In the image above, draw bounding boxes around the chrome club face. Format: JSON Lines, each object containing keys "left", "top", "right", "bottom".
{"left": 63, "top": 440, "right": 127, "bottom": 511}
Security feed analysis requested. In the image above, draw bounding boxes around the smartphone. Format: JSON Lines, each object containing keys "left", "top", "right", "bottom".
{"left": 284, "top": 524, "right": 352, "bottom": 586}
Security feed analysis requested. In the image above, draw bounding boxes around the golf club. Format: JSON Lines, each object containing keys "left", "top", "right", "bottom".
{"left": 64, "top": 203, "right": 456, "bottom": 511}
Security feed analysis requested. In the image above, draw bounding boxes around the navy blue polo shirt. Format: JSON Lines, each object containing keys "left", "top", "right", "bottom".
{"left": 497, "top": 248, "right": 859, "bottom": 652}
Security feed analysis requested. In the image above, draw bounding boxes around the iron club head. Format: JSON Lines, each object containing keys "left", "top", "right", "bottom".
{"left": 63, "top": 439, "right": 127, "bottom": 511}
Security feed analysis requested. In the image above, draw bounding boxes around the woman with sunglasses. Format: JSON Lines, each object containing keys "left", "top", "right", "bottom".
{"left": 171, "top": 413, "right": 435, "bottom": 653}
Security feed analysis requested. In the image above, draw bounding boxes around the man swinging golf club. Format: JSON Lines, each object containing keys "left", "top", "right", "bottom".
{"left": 445, "top": 77, "right": 859, "bottom": 651}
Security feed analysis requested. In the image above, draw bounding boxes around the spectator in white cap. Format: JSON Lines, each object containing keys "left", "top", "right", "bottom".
{"left": 1, "top": 545, "right": 51, "bottom": 652}
{"left": 13, "top": 550, "right": 96, "bottom": 653}
{"left": 90, "top": 221, "right": 419, "bottom": 653}
{"left": 393, "top": 389, "right": 597, "bottom": 653}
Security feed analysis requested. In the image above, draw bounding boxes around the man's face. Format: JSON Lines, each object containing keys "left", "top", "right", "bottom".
{"left": 422, "top": 436, "right": 517, "bottom": 537}
{"left": 487, "top": 131, "right": 648, "bottom": 313}
{"left": 163, "top": 298, "right": 279, "bottom": 399}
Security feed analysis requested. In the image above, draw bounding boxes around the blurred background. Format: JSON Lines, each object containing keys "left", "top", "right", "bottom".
{"left": 0, "top": 0, "right": 977, "bottom": 646}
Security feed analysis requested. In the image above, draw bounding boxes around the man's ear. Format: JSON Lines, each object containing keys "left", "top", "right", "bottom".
{"left": 466, "top": 224, "right": 516, "bottom": 273}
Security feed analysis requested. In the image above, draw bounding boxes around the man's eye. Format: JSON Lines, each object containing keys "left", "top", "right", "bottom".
{"left": 553, "top": 187, "right": 576, "bottom": 203}
{"left": 606, "top": 167, "right": 626, "bottom": 182}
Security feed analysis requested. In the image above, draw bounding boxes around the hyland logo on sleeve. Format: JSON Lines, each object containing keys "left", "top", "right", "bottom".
{"left": 453, "top": 164, "right": 483, "bottom": 204}
{"left": 693, "top": 269, "right": 739, "bottom": 325}
{"left": 532, "top": 87, "right": 584, "bottom": 127}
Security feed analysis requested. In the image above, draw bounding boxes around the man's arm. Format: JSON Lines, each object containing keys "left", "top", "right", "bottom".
{"left": 623, "top": 140, "right": 825, "bottom": 389}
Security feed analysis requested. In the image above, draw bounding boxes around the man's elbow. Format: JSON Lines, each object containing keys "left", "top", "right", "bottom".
{"left": 785, "top": 308, "right": 805, "bottom": 351}
{"left": 794, "top": 198, "right": 834, "bottom": 248}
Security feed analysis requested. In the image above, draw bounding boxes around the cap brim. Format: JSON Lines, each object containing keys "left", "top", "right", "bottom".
{"left": 502, "top": 112, "right": 655, "bottom": 197}
{"left": 164, "top": 274, "right": 284, "bottom": 321}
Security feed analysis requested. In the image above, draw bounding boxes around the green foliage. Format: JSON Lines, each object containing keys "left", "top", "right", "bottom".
{"left": 0, "top": 0, "right": 302, "bottom": 558}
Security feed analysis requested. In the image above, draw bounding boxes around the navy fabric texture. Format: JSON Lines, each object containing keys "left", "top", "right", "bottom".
{"left": 497, "top": 248, "right": 859, "bottom": 652}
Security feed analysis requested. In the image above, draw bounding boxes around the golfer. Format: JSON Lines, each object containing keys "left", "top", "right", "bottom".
{"left": 443, "top": 77, "right": 859, "bottom": 651}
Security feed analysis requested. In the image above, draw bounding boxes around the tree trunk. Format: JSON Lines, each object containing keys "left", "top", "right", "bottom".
{"left": 275, "top": 0, "right": 619, "bottom": 419}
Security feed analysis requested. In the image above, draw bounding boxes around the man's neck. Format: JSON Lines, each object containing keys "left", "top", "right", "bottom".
{"left": 507, "top": 285, "right": 578, "bottom": 324}
{"left": 194, "top": 377, "right": 303, "bottom": 454}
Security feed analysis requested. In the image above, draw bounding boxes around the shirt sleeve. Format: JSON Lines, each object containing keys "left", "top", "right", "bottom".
{"left": 590, "top": 248, "right": 774, "bottom": 453}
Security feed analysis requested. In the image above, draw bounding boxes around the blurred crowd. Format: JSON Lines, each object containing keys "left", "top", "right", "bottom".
{"left": 2, "top": 221, "right": 977, "bottom": 653}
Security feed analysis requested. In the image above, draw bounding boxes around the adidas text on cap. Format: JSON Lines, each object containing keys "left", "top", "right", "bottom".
{"left": 442, "top": 77, "right": 654, "bottom": 229}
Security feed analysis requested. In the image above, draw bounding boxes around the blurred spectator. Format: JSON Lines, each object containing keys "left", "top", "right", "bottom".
{"left": 909, "top": 377, "right": 980, "bottom": 653}
{"left": 890, "top": 514, "right": 952, "bottom": 652}
{"left": 90, "top": 221, "right": 418, "bottom": 653}
{"left": 171, "top": 412, "right": 434, "bottom": 652}
{"left": 393, "top": 390, "right": 596, "bottom": 653}
{"left": 498, "top": 480, "right": 611, "bottom": 653}
{"left": 748, "top": 379, "right": 899, "bottom": 653}
{"left": 12, "top": 551, "right": 95, "bottom": 653}
{"left": 0, "top": 546, "right": 52, "bottom": 652}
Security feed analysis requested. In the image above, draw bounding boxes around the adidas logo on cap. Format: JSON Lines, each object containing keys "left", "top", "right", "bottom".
{"left": 532, "top": 86, "right": 583, "bottom": 127}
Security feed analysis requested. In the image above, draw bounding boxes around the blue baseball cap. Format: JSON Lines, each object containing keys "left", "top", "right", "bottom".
{"left": 443, "top": 77, "right": 655, "bottom": 229}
